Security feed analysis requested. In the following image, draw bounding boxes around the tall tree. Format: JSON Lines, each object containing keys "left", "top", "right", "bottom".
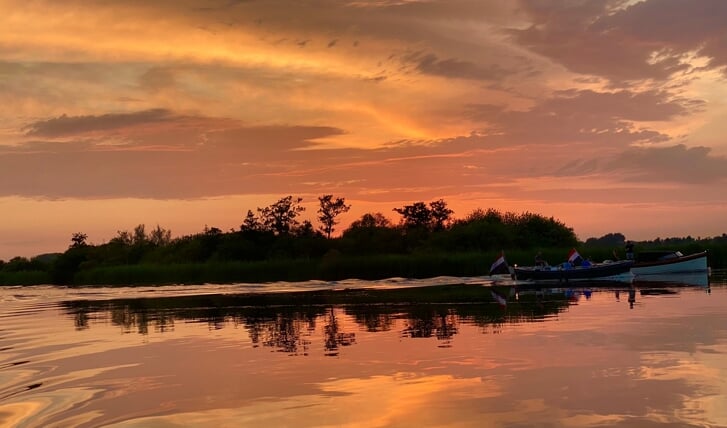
{"left": 258, "top": 196, "right": 306, "bottom": 235}
{"left": 429, "top": 199, "right": 453, "bottom": 231}
{"left": 317, "top": 194, "right": 351, "bottom": 238}
{"left": 348, "top": 212, "right": 392, "bottom": 229}
{"left": 149, "top": 224, "right": 172, "bottom": 246}
{"left": 111, "top": 230, "right": 133, "bottom": 246}
{"left": 240, "top": 209, "right": 261, "bottom": 232}
{"left": 393, "top": 201, "right": 432, "bottom": 229}
{"left": 133, "top": 224, "right": 147, "bottom": 244}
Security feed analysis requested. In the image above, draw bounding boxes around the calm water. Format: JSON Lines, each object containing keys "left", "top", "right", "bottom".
{"left": 1, "top": 273, "right": 726, "bottom": 428}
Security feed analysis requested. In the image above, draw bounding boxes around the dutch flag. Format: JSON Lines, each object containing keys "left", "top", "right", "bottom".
{"left": 489, "top": 251, "right": 510, "bottom": 275}
{"left": 568, "top": 248, "right": 583, "bottom": 265}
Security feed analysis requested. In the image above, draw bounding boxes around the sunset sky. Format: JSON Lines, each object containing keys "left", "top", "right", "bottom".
{"left": 2, "top": 0, "right": 727, "bottom": 260}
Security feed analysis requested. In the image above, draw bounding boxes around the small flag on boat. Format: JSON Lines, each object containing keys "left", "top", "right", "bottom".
{"left": 567, "top": 248, "right": 583, "bottom": 264}
{"left": 489, "top": 251, "right": 510, "bottom": 275}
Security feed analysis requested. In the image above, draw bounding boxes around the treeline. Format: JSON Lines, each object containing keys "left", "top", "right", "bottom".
{"left": 1, "top": 195, "right": 579, "bottom": 285}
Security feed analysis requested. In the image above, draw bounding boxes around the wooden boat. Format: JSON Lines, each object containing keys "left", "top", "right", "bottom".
{"left": 513, "top": 260, "right": 634, "bottom": 283}
{"left": 631, "top": 250, "right": 709, "bottom": 276}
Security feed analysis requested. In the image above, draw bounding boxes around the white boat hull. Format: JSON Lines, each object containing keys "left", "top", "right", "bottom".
{"left": 631, "top": 251, "right": 709, "bottom": 276}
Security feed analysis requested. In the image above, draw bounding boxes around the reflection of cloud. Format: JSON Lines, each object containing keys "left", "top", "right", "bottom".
{"left": 110, "top": 374, "right": 502, "bottom": 428}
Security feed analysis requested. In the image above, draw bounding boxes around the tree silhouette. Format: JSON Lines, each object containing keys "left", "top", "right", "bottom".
{"left": 393, "top": 201, "right": 432, "bottom": 229}
{"left": 429, "top": 199, "right": 454, "bottom": 231}
{"left": 317, "top": 194, "right": 351, "bottom": 238}
{"left": 70, "top": 232, "right": 88, "bottom": 248}
{"left": 149, "top": 225, "right": 172, "bottom": 246}
{"left": 133, "top": 224, "right": 147, "bottom": 244}
{"left": 240, "top": 209, "right": 261, "bottom": 232}
{"left": 348, "top": 212, "right": 391, "bottom": 229}
{"left": 258, "top": 196, "right": 305, "bottom": 235}
{"left": 392, "top": 200, "right": 453, "bottom": 231}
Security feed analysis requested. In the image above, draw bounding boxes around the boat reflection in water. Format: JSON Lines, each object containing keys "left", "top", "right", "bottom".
{"left": 633, "top": 271, "right": 711, "bottom": 288}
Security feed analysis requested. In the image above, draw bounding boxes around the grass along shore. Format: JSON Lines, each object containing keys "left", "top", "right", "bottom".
{"left": 2, "top": 245, "right": 723, "bottom": 287}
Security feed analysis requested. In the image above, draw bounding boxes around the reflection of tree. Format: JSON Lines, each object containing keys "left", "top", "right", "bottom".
{"left": 110, "top": 306, "right": 149, "bottom": 335}
{"left": 265, "top": 313, "right": 320, "bottom": 356}
{"left": 60, "top": 288, "right": 572, "bottom": 354}
{"left": 261, "top": 316, "right": 306, "bottom": 355}
{"left": 346, "top": 306, "right": 394, "bottom": 332}
{"left": 201, "top": 307, "right": 227, "bottom": 331}
{"left": 72, "top": 308, "right": 90, "bottom": 330}
{"left": 154, "top": 311, "right": 174, "bottom": 333}
{"left": 323, "top": 308, "right": 356, "bottom": 357}
{"left": 242, "top": 309, "right": 319, "bottom": 356}
{"left": 103, "top": 305, "right": 174, "bottom": 334}
{"left": 434, "top": 312, "right": 458, "bottom": 348}
{"left": 402, "top": 306, "right": 458, "bottom": 345}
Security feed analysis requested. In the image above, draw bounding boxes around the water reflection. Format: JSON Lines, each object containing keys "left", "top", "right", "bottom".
{"left": 634, "top": 271, "right": 711, "bottom": 287}
{"left": 60, "top": 288, "right": 574, "bottom": 354}
{"left": 1, "top": 275, "right": 726, "bottom": 427}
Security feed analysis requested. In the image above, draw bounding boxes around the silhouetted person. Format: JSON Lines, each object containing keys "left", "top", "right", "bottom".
{"left": 625, "top": 241, "right": 635, "bottom": 260}
{"left": 535, "top": 252, "right": 548, "bottom": 267}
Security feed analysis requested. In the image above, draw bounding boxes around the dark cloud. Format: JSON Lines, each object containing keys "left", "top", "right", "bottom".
{"left": 465, "top": 89, "right": 690, "bottom": 146}
{"left": 593, "top": 0, "right": 727, "bottom": 73}
{"left": 607, "top": 144, "right": 727, "bottom": 184}
{"left": 511, "top": 0, "right": 727, "bottom": 82}
{"left": 1, "top": 111, "right": 349, "bottom": 199}
{"left": 24, "top": 109, "right": 177, "bottom": 137}
{"left": 543, "top": 89, "right": 703, "bottom": 122}
{"left": 593, "top": 0, "right": 727, "bottom": 47}
{"left": 139, "top": 67, "right": 179, "bottom": 92}
{"left": 4, "top": 115, "right": 727, "bottom": 203}
{"left": 553, "top": 143, "right": 727, "bottom": 185}
{"left": 404, "top": 52, "right": 509, "bottom": 81}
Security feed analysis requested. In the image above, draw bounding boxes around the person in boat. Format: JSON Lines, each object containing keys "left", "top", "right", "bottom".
{"left": 535, "top": 251, "right": 548, "bottom": 267}
{"left": 625, "top": 241, "right": 634, "bottom": 260}
{"left": 581, "top": 257, "right": 592, "bottom": 267}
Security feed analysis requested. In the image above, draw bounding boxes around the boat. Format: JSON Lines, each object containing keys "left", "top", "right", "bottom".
{"left": 511, "top": 248, "right": 634, "bottom": 283}
{"left": 631, "top": 250, "right": 709, "bottom": 277}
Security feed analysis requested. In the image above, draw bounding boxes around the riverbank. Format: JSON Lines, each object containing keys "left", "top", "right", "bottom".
{"left": 2, "top": 246, "right": 723, "bottom": 286}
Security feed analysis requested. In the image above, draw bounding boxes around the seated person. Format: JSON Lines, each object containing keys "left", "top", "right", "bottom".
{"left": 535, "top": 252, "right": 548, "bottom": 267}
{"left": 625, "top": 241, "right": 635, "bottom": 260}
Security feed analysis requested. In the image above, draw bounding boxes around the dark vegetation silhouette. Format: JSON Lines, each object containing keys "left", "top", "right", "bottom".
{"left": 1, "top": 194, "right": 724, "bottom": 285}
